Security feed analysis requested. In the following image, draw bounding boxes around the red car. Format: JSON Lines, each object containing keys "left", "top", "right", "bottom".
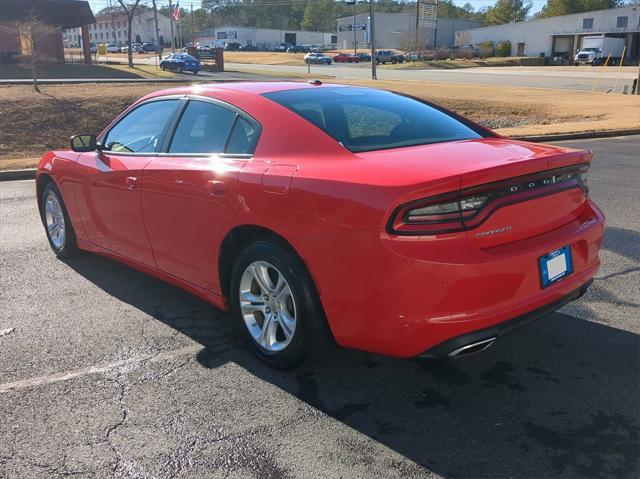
{"left": 332, "top": 53, "right": 360, "bottom": 63}
{"left": 37, "top": 82, "right": 604, "bottom": 369}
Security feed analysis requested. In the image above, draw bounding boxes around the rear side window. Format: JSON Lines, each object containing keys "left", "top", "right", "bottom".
{"left": 169, "top": 100, "right": 236, "bottom": 154}
{"left": 226, "top": 116, "right": 260, "bottom": 154}
{"left": 103, "top": 99, "right": 178, "bottom": 153}
{"left": 263, "top": 87, "right": 484, "bottom": 153}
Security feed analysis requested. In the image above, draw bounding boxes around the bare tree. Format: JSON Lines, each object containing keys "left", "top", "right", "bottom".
{"left": 117, "top": 0, "right": 143, "bottom": 68}
{"left": 0, "top": 8, "right": 58, "bottom": 92}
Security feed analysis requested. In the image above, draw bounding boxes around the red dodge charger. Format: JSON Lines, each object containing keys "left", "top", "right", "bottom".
{"left": 37, "top": 82, "right": 604, "bottom": 368}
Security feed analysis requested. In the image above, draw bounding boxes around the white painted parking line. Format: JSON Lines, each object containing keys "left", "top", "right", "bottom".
{"left": 0, "top": 345, "right": 201, "bottom": 393}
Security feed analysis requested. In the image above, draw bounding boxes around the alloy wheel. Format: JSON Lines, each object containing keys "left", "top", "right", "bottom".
{"left": 44, "top": 192, "right": 66, "bottom": 249}
{"left": 239, "top": 261, "right": 297, "bottom": 352}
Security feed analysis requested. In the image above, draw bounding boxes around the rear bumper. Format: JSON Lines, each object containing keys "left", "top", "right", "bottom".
{"left": 419, "top": 278, "right": 593, "bottom": 358}
{"left": 295, "top": 199, "right": 604, "bottom": 358}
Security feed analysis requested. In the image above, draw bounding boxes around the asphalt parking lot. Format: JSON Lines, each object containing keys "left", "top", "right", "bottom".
{"left": 1, "top": 136, "right": 638, "bottom": 478}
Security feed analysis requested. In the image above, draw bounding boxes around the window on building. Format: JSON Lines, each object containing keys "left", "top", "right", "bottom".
{"left": 617, "top": 16, "right": 628, "bottom": 28}
{"left": 582, "top": 18, "right": 593, "bottom": 29}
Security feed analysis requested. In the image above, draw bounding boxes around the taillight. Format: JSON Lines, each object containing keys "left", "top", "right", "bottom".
{"left": 388, "top": 163, "right": 589, "bottom": 236}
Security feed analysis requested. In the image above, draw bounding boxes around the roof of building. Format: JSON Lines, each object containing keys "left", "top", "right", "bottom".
{"left": 457, "top": 5, "right": 638, "bottom": 33}
{"left": 199, "top": 26, "right": 333, "bottom": 36}
{"left": 0, "top": 0, "right": 95, "bottom": 28}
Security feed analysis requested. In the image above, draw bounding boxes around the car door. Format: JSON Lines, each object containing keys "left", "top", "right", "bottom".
{"left": 141, "top": 97, "right": 262, "bottom": 293}
{"left": 74, "top": 98, "right": 180, "bottom": 267}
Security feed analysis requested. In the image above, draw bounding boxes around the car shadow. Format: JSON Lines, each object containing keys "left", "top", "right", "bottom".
{"left": 63, "top": 253, "right": 640, "bottom": 479}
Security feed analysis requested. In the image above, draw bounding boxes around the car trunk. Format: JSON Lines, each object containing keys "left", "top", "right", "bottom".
{"left": 358, "top": 137, "right": 591, "bottom": 245}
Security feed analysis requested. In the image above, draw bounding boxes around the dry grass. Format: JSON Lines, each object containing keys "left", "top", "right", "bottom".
{"left": 1, "top": 80, "right": 638, "bottom": 170}
{"left": 0, "top": 62, "right": 177, "bottom": 79}
{"left": 224, "top": 51, "right": 306, "bottom": 65}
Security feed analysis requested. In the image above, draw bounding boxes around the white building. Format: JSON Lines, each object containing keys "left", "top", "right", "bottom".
{"left": 337, "top": 12, "right": 482, "bottom": 50}
{"left": 455, "top": 5, "right": 640, "bottom": 59}
{"left": 197, "top": 26, "right": 334, "bottom": 48}
{"left": 63, "top": 9, "right": 172, "bottom": 47}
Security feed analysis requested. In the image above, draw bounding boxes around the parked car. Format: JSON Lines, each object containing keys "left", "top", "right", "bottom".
{"left": 224, "top": 42, "right": 242, "bottom": 51}
{"left": 273, "top": 43, "right": 293, "bottom": 52}
{"left": 99, "top": 43, "right": 120, "bottom": 54}
{"left": 304, "top": 53, "right": 332, "bottom": 64}
{"left": 404, "top": 51, "right": 420, "bottom": 62}
{"left": 287, "top": 45, "right": 309, "bottom": 53}
{"left": 38, "top": 82, "right": 603, "bottom": 369}
{"left": 121, "top": 43, "right": 143, "bottom": 54}
{"left": 239, "top": 44, "right": 260, "bottom": 52}
{"left": 355, "top": 52, "right": 371, "bottom": 62}
{"left": 159, "top": 53, "right": 201, "bottom": 74}
{"left": 141, "top": 43, "right": 163, "bottom": 53}
{"left": 332, "top": 53, "right": 360, "bottom": 63}
{"left": 376, "top": 50, "right": 404, "bottom": 64}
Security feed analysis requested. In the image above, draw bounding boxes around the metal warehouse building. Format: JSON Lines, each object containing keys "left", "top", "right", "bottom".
{"left": 196, "top": 26, "right": 334, "bottom": 48}
{"left": 336, "top": 13, "right": 482, "bottom": 50}
{"left": 455, "top": 6, "right": 640, "bottom": 59}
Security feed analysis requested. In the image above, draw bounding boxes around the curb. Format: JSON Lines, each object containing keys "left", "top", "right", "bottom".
{"left": 0, "top": 131, "right": 638, "bottom": 182}
{"left": 513, "top": 128, "right": 640, "bottom": 143}
{"left": 0, "top": 169, "right": 36, "bottom": 181}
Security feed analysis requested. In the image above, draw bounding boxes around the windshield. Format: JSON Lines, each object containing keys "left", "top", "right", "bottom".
{"left": 263, "top": 87, "right": 485, "bottom": 153}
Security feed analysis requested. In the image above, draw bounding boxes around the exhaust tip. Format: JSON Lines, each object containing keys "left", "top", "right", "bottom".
{"left": 448, "top": 337, "right": 496, "bottom": 358}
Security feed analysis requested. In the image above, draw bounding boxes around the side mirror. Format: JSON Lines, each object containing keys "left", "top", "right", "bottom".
{"left": 70, "top": 134, "right": 99, "bottom": 152}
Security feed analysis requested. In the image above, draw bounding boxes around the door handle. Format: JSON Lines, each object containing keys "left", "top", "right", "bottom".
{"left": 206, "top": 180, "right": 225, "bottom": 196}
{"left": 125, "top": 176, "right": 138, "bottom": 190}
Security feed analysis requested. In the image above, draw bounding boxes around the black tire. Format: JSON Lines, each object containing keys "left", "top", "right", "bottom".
{"left": 161, "top": 64, "right": 165, "bottom": 71}
{"left": 177, "top": 66, "right": 182, "bottom": 73}
{"left": 229, "top": 240, "right": 329, "bottom": 369}
{"left": 40, "top": 182, "right": 78, "bottom": 258}
{"left": 193, "top": 70, "right": 198, "bottom": 75}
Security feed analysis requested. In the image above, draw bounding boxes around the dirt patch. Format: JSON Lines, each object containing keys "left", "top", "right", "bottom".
{"left": 224, "top": 52, "right": 306, "bottom": 66}
{"left": 0, "top": 63, "right": 177, "bottom": 80}
{"left": 0, "top": 83, "right": 180, "bottom": 163}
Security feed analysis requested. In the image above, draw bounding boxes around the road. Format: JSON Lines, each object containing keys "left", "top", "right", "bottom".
{"left": 227, "top": 63, "right": 639, "bottom": 92}
{"left": 113, "top": 55, "right": 638, "bottom": 92}
{"left": 1, "top": 137, "right": 638, "bottom": 478}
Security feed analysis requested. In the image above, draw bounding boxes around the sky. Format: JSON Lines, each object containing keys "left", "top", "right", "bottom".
{"left": 87, "top": 0, "right": 549, "bottom": 16}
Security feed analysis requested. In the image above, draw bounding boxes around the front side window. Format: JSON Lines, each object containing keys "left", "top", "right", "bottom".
{"left": 263, "top": 87, "right": 484, "bottom": 153}
{"left": 169, "top": 101, "right": 236, "bottom": 154}
{"left": 103, "top": 100, "right": 178, "bottom": 153}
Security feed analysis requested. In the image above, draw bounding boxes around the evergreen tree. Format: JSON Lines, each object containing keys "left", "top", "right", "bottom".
{"left": 485, "top": 0, "right": 532, "bottom": 25}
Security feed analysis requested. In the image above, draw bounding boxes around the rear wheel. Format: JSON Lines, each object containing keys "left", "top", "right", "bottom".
{"left": 230, "top": 241, "right": 327, "bottom": 369}
{"left": 41, "top": 182, "right": 78, "bottom": 258}
{"left": 177, "top": 65, "right": 183, "bottom": 73}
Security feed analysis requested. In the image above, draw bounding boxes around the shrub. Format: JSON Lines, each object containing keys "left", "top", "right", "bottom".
{"left": 495, "top": 41, "right": 511, "bottom": 57}
{"left": 478, "top": 41, "right": 494, "bottom": 58}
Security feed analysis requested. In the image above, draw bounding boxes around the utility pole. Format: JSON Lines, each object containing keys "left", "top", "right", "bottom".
{"left": 370, "top": 0, "right": 376, "bottom": 80}
{"left": 169, "top": 0, "right": 175, "bottom": 53}
{"left": 347, "top": 1, "right": 357, "bottom": 54}
{"left": 152, "top": 0, "right": 161, "bottom": 61}
{"left": 415, "top": 0, "right": 420, "bottom": 52}
{"left": 190, "top": 3, "right": 194, "bottom": 46}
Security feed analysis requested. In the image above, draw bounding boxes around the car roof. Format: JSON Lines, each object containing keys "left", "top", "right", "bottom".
{"left": 142, "top": 81, "right": 353, "bottom": 99}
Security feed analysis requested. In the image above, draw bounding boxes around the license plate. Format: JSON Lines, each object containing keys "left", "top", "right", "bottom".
{"left": 539, "top": 245, "right": 573, "bottom": 288}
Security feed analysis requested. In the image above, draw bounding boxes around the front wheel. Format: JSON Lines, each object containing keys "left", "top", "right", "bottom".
{"left": 41, "top": 182, "right": 78, "bottom": 258}
{"left": 230, "top": 241, "right": 328, "bottom": 369}
{"left": 177, "top": 66, "right": 182, "bottom": 73}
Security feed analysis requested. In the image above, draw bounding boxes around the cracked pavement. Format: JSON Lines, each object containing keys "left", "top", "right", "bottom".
{"left": 0, "top": 136, "right": 638, "bottom": 478}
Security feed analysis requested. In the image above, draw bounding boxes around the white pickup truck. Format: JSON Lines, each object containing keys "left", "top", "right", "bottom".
{"left": 574, "top": 35, "right": 625, "bottom": 65}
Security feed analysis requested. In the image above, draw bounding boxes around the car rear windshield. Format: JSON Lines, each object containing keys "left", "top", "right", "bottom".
{"left": 262, "top": 87, "right": 484, "bottom": 152}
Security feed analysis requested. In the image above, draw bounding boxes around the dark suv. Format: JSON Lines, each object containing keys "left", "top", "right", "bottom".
{"left": 376, "top": 50, "right": 404, "bottom": 64}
